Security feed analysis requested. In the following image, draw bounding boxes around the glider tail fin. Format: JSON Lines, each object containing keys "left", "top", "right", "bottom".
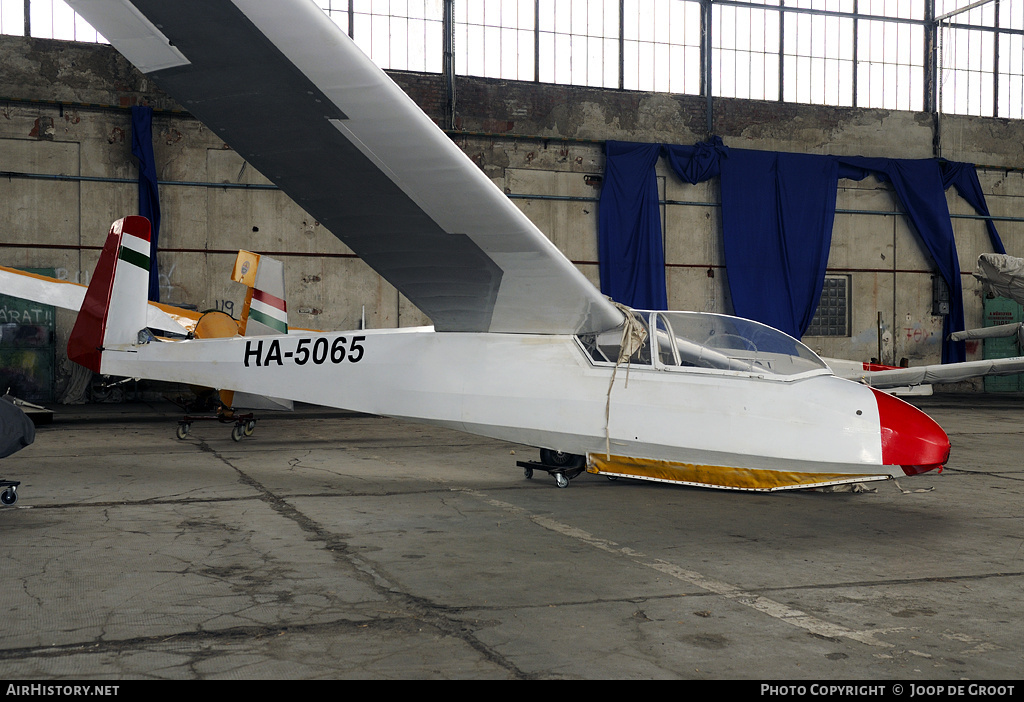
{"left": 225, "top": 251, "right": 292, "bottom": 411}
{"left": 232, "top": 250, "right": 288, "bottom": 336}
{"left": 68, "top": 216, "right": 153, "bottom": 374}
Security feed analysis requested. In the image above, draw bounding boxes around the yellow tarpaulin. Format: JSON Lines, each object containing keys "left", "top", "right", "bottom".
{"left": 588, "top": 455, "right": 884, "bottom": 491}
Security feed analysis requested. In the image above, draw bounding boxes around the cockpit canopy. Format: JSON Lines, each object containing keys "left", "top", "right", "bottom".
{"left": 578, "top": 311, "right": 829, "bottom": 378}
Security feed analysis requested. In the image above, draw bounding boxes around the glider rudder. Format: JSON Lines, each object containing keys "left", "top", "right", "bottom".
{"left": 232, "top": 250, "right": 288, "bottom": 336}
{"left": 68, "top": 216, "right": 153, "bottom": 374}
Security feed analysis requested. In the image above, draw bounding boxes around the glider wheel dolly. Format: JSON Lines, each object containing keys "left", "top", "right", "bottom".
{"left": 176, "top": 413, "right": 257, "bottom": 442}
{"left": 517, "top": 449, "right": 586, "bottom": 488}
{"left": 169, "top": 394, "right": 257, "bottom": 442}
{"left": 0, "top": 479, "right": 20, "bottom": 506}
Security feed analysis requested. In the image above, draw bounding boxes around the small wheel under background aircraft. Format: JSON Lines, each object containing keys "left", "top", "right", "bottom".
{"left": 231, "top": 424, "right": 245, "bottom": 442}
{"left": 1, "top": 487, "right": 18, "bottom": 506}
{"left": 176, "top": 423, "right": 191, "bottom": 440}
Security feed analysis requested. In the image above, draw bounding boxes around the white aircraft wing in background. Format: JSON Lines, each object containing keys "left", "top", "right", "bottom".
{"left": 0, "top": 264, "right": 192, "bottom": 335}
{"left": 828, "top": 355, "right": 1024, "bottom": 389}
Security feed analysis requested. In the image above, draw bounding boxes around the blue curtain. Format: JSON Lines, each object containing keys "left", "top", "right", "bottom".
{"left": 598, "top": 141, "right": 666, "bottom": 309}
{"left": 940, "top": 160, "right": 1006, "bottom": 255}
{"left": 599, "top": 138, "right": 1005, "bottom": 364}
{"left": 836, "top": 157, "right": 967, "bottom": 362}
{"left": 718, "top": 149, "right": 839, "bottom": 341}
{"left": 663, "top": 136, "right": 727, "bottom": 184}
{"left": 131, "top": 106, "right": 161, "bottom": 302}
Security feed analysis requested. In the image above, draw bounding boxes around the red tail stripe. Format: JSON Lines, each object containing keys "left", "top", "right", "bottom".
{"left": 119, "top": 215, "right": 151, "bottom": 242}
{"left": 253, "top": 288, "right": 287, "bottom": 312}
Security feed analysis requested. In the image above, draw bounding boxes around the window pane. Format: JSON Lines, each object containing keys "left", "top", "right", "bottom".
{"left": 320, "top": 0, "right": 351, "bottom": 34}
{"left": 856, "top": 19, "right": 924, "bottom": 111}
{"left": 0, "top": 0, "right": 24, "bottom": 36}
{"left": 783, "top": 10, "right": 854, "bottom": 106}
{"left": 352, "top": 0, "right": 443, "bottom": 72}
{"left": 30, "top": 0, "right": 104, "bottom": 42}
{"left": 538, "top": 0, "right": 620, "bottom": 88}
{"left": 999, "top": 32, "right": 1024, "bottom": 118}
{"left": 457, "top": 0, "right": 534, "bottom": 81}
{"left": 939, "top": 26, "right": 995, "bottom": 116}
{"left": 860, "top": 0, "right": 925, "bottom": 20}
{"left": 713, "top": 4, "right": 780, "bottom": 100}
{"left": 623, "top": 0, "right": 701, "bottom": 95}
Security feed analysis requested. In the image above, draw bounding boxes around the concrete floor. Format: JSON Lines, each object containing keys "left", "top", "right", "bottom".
{"left": 0, "top": 394, "right": 1022, "bottom": 680}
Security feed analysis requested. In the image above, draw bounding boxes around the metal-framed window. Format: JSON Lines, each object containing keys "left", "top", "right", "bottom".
{"left": 350, "top": 0, "right": 444, "bottom": 74}
{"left": 999, "top": 27, "right": 1024, "bottom": 118}
{"left": 26, "top": 0, "right": 104, "bottom": 42}
{"left": 857, "top": 15, "right": 926, "bottom": 110}
{"left": 537, "top": 0, "right": 620, "bottom": 88}
{"left": 937, "top": 0, "right": 1024, "bottom": 119}
{"left": 0, "top": 0, "right": 22, "bottom": 36}
{"left": 3, "top": 1, "right": 1022, "bottom": 120}
{"left": 320, "top": 0, "right": 352, "bottom": 35}
{"left": 622, "top": 0, "right": 702, "bottom": 94}
{"left": 783, "top": 2, "right": 856, "bottom": 107}
{"left": 455, "top": 0, "right": 535, "bottom": 81}
{"left": 713, "top": 1, "right": 781, "bottom": 101}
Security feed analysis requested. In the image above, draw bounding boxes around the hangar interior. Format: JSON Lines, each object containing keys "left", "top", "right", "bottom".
{"left": 4, "top": 1, "right": 1024, "bottom": 682}
{"left": 0, "top": 0, "right": 1023, "bottom": 403}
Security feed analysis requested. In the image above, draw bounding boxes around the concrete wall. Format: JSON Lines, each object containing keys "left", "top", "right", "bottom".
{"left": 1, "top": 36, "right": 1023, "bottom": 401}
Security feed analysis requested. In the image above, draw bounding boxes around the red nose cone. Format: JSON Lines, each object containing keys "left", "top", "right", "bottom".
{"left": 872, "top": 388, "right": 950, "bottom": 476}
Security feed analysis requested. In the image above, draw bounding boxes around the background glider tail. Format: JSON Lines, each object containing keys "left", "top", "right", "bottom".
{"left": 227, "top": 250, "right": 292, "bottom": 411}
{"left": 68, "top": 216, "right": 153, "bottom": 374}
{"left": 233, "top": 250, "right": 288, "bottom": 336}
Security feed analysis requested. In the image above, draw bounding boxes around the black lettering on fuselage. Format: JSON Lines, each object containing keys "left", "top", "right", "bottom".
{"left": 244, "top": 339, "right": 263, "bottom": 367}
{"left": 244, "top": 335, "right": 368, "bottom": 368}
{"left": 264, "top": 339, "right": 283, "bottom": 366}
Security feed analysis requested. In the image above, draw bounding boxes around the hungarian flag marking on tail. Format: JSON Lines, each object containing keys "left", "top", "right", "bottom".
{"left": 248, "top": 289, "right": 288, "bottom": 334}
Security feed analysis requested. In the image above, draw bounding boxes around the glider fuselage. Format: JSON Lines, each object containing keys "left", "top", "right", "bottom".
{"left": 96, "top": 322, "right": 943, "bottom": 488}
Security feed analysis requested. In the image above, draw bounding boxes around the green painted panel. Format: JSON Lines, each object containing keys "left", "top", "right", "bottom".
{"left": 0, "top": 268, "right": 56, "bottom": 403}
{"left": 983, "top": 296, "right": 1024, "bottom": 393}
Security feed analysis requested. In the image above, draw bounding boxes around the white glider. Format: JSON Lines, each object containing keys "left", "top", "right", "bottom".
{"left": 42, "top": 0, "right": 951, "bottom": 491}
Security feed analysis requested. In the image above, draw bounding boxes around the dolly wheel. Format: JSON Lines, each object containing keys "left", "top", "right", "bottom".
{"left": 540, "top": 449, "right": 583, "bottom": 469}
